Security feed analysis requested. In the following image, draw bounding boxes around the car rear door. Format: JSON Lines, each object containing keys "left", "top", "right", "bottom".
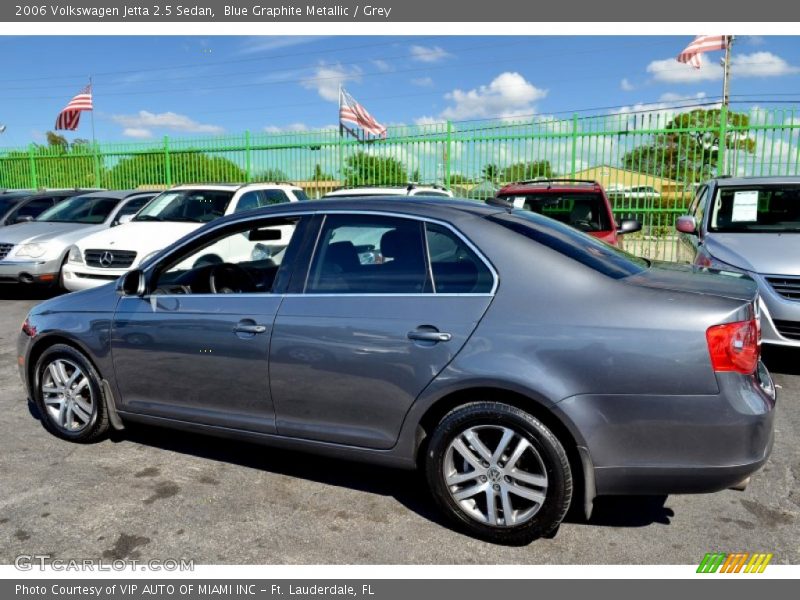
{"left": 110, "top": 215, "right": 310, "bottom": 434}
{"left": 269, "top": 212, "right": 497, "bottom": 449}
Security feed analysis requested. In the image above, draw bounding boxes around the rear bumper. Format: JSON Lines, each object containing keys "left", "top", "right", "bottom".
{"left": 554, "top": 363, "right": 776, "bottom": 496}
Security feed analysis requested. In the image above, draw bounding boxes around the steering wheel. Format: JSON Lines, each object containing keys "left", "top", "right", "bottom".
{"left": 573, "top": 219, "right": 600, "bottom": 232}
{"left": 209, "top": 263, "right": 257, "bottom": 294}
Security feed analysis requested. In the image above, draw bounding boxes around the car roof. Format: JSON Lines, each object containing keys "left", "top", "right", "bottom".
{"left": 325, "top": 185, "right": 450, "bottom": 196}
{"left": 713, "top": 176, "right": 800, "bottom": 187}
{"left": 170, "top": 182, "right": 302, "bottom": 191}
{"left": 498, "top": 179, "right": 603, "bottom": 194}
{"left": 67, "top": 190, "right": 158, "bottom": 200}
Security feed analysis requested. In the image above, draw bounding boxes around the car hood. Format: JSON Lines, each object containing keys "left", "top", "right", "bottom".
{"left": 74, "top": 221, "right": 202, "bottom": 257}
{"left": 625, "top": 260, "right": 758, "bottom": 302}
{"left": 0, "top": 222, "right": 103, "bottom": 245}
{"left": 32, "top": 281, "right": 118, "bottom": 315}
{"left": 705, "top": 233, "right": 800, "bottom": 276}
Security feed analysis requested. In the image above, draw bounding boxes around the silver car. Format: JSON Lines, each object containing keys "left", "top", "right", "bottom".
{"left": 677, "top": 176, "right": 800, "bottom": 347}
{"left": 19, "top": 198, "right": 775, "bottom": 544}
{"left": 0, "top": 190, "right": 156, "bottom": 287}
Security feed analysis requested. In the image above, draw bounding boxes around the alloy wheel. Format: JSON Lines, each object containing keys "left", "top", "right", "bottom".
{"left": 41, "top": 358, "right": 95, "bottom": 432}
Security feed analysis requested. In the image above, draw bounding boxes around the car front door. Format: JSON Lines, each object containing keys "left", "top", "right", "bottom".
{"left": 269, "top": 212, "right": 497, "bottom": 449}
{"left": 110, "top": 215, "right": 308, "bottom": 433}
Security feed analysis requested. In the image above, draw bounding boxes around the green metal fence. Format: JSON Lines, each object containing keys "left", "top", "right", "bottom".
{"left": 3, "top": 105, "right": 800, "bottom": 261}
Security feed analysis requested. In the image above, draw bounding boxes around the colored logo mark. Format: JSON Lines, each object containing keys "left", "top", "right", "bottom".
{"left": 697, "top": 552, "right": 773, "bottom": 573}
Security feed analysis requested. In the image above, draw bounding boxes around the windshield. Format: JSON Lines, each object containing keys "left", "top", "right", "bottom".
{"left": 36, "top": 195, "right": 120, "bottom": 224}
{"left": 496, "top": 192, "right": 611, "bottom": 232}
{"left": 709, "top": 186, "right": 800, "bottom": 233}
{"left": 0, "top": 195, "right": 26, "bottom": 214}
{"left": 487, "top": 209, "right": 648, "bottom": 279}
{"left": 135, "top": 190, "right": 234, "bottom": 223}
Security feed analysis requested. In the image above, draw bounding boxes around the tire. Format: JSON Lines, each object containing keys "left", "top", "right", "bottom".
{"left": 425, "top": 401, "right": 572, "bottom": 545}
{"left": 33, "top": 344, "right": 110, "bottom": 443}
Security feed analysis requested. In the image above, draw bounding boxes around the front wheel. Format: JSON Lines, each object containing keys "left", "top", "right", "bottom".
{"left": 33, "top": 344, "right": 110, "bottom": 443}
{"left": 425, "top": 402, "right": 572, "bottom": 545}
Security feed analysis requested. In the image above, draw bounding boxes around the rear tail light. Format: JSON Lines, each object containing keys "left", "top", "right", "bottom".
{"left": 706, "top": 318, "right": 760, "bottom": 374}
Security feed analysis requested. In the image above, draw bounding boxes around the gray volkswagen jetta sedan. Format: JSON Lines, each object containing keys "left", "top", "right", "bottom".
{"left": 19, "top": 197, "right": 775, "bottom": 544}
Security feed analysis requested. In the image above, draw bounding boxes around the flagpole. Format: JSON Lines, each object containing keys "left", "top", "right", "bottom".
{"left": 722, "top": 36, "right": 733, "bottom": 108}
{"left": 89, "top": 75, "right": 96, "bottom": 145}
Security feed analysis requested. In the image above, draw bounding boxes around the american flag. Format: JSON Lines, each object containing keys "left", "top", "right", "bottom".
{"left": 55, "top": 84, "right": 93, "bottom": 131}
{"left": 339, "top": 87, "right": 387, "bottom": 139}
{"left": 677, "top": 35, "right": 729, "bottom": 69}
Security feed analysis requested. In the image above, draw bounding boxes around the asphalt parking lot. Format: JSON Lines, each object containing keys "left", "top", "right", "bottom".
{"left": 0, "top": 286, "right": 798, "bottom": 565}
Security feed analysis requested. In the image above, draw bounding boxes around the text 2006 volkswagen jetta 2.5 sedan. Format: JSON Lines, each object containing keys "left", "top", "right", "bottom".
{"left": 19, "top": 198, "right": 776, "bottom": 544}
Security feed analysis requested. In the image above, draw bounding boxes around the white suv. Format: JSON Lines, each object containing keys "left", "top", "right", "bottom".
{"left": 62, "top": 183, "right": 307, "bottom": 292}
{"left": 323, "top": 184, "right": 453, "bottom": 199}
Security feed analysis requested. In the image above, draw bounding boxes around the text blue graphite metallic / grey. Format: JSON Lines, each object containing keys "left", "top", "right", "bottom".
{"left": 18, "top": 197, "right": 776, "bottom": 544}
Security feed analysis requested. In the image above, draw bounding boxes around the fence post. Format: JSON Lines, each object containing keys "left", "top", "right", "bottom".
{"left": 245, "top": 130, "right": 252, "bottom": 182}
{"left": 717, "top": 105, "right": 728, "bottom": 177}
{"left": 93, "top": 141, "right": 101, "bottom": 188}
{"left": 570, "top": 113, "right": 579, "bottom": 177}
{"left": 444, "top": 120, "right": 452, "bottom": 189}
{"left": 28, "top": 144, "right": 38, "bottom": 189}
{"left": 163, "top": 136, "right": 172, "bottom": 186}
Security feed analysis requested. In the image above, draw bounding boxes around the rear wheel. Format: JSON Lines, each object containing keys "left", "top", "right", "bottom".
{"left": 425, "top": 401, "right": 572, "bottom": 545}
{"left": 33, "top": 344, "right": 109, "bottom": 443}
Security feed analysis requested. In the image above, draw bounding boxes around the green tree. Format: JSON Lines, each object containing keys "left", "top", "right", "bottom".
{"left": 46, "top": 131, "right": 69, "bottom": 150}
{"left": 448, "top": 173, "right": 474, "bottom": 185}
{"left": 103, "top": 151, "right": 245, "bottom": 189}
{"left": 343, "top": 152, "right": 408, "bottom": 186}
{"left": 254, "top": 167, "right": 289, "bottom": 183}
{"left": 482, "top": 163, "right": 499, "bottom": 182}
{"left": 500, "top": 160, "right": 555, "bottom": 183}
{"left": 310, "top": 163, "right": 335, "bottom": 182}
{"left": 621, "top": 109, "right": 755, "bottom": 183}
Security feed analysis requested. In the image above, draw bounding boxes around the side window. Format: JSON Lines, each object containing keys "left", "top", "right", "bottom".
{"left": 114, "top": 197, "right": 151, "bottom": 223}
{"left": 690, "top": 185, "right": 708, "bottom": 227}
{"left": 262, "top": 189, "right": 290, "bottom": 205}
{"left": 152, "top": 217, "right": 298, "bottom": 295}
{"left": 425, "top": 223, "right": 494, "bottom": 294}
{"left": 13, "top": 197, "right": 54, "bottom": 221}
{"left": 234, "top": 191, "right": 262, "bottom": 213}
{"left": 306, "top": 214, "right": 430, "bottom": 294}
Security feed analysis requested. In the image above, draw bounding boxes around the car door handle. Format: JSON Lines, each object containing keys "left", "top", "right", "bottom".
{"left": 233, "top": 323, "right": 267, "bottom": 334}
{"left": 407, "top": 330, "right": 452, "bottom": 343}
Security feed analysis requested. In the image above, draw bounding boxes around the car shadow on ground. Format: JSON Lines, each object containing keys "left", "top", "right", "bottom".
{"left": 762, "top": 345, "right": 800, "bottom": 376}
{"left": 0, "top": 284, "right": 63, "bottom": 301}
{"left": 100, "top": 421, "right": 673, "bottom": 536}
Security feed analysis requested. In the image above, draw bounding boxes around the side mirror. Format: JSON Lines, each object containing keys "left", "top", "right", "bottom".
{"left": 15, "top": 215, "right": 34, "bottom": 224}
{"left": 617, "top": 219, "right": 642, "bottom": 235}
{"left": 117, "top": 214, "right": 135, "bottom": 226}
{"left": 676, "top": 215, "right": 698, "bottom": 235}
{"left": 118, "top": 269, "right": 145, "bottom": 297}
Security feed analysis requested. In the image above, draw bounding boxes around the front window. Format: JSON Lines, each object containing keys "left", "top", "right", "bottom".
{"left": 135, "top": 190, "right": 234, "bottom": 223}
{"left": 488, "top": 209, "right": 648, "bottom": 279}
{"left": 709, "top": 186, "right": 800, "bottom": 233}
{"left": 0, "top": 196, "right": 24, "bottom": 215}
{"left": 36, "top": 196, "right": 119, "bottom": 224}
{"left": 496, "top": 192, "right": 611, "bottom": 233}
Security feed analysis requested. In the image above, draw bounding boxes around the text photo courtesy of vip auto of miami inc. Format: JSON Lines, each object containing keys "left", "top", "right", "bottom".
{"left": 0, "top": 31, "right": 798, "bottom": 576}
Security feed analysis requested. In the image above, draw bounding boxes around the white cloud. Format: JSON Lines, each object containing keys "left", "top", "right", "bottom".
{"left": 410, "top": 45, "right": 451, "bottom": 63}
{"left": 371, "top": 59, "right": 392, "bottom": 72}
{"left": 647, "top": 51, "right": 799, "bottom": 83}
{"left": 237, "top": 36, "right": 324, "bottom": 55}
{"left": 112, "top": 111, "right": 224, "bottom": 138}
{"left": 411, "top": 77, "right": 434, "bottom": 87}
{"left": 122, "top": 127, "right": 154, "bottom": 139}
{"left": 435, "top": 72, "right": 547, "bottom": 121}
{"left": 658, "top": 91, "right": 707, "bottom": 102}
{"left": 300, "top": 63, "right": 362, "bottom": 102}
{"left": 620, "top": 78, "right": 635, "bottom": 91}
{"left": 263, "top": 123, "right": 309, "bottom": 133}
{"left": 414, "top": 115, "right": 441, "bottom": 126}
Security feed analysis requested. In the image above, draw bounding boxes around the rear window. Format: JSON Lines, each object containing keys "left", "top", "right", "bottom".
{"left": 487, "top": 209, "right": 648, "bottom": 279}
{"left": 293, "top": 189, "right": 309, "bottom": 201}
{"left": 709, "top": 185, "right": 800, "bottom": 233}
{"left": 497, "top": 192, "right": 611, "bottom": 233}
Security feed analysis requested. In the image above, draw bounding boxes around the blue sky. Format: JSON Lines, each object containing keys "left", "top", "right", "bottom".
{"left": 1, "top": 35, "right": 800, "bottom": 147}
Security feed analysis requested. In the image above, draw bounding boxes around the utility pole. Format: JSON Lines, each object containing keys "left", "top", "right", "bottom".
{"left": 721, "top": 36, "right": 734, "bottom": 107}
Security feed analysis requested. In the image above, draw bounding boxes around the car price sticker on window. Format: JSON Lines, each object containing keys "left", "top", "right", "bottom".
{"left": 512, "top": 197, "right": 526, "bottom": 208}
{"left": 731, "top": 190, "right": 759, "bottom": 222}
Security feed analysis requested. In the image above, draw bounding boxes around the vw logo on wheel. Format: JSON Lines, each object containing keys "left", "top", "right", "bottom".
{"left": 98, "top": 251, "right": 115, "bottom": 267}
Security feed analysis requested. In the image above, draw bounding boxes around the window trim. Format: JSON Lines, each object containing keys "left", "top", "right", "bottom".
{"left": 299, "top": 210, "right": 498, "bottom": 297}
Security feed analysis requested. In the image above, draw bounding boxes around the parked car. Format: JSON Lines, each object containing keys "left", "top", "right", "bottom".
{"left": 494, "top": 179, "right": 641, "bottom": 246}
{"left": 61, "top": 183, "right": 307, "bottom": 292}
{"left": 677, "top": 175, "right": 800, "bottom": 347}
{"left": 0, "top": 190, "right": 157, "bottom": 287}
{"left": 622, "top": 185, "right": 660, "bottom": 200}
{"left": 0, "top": 189, "right": 98, "bottom": 228}
{"left": 323, "top": 184, "right": 454, "bottom": 198}
{"left": 20, "top": 197, "right": 775, "bottom": 544}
